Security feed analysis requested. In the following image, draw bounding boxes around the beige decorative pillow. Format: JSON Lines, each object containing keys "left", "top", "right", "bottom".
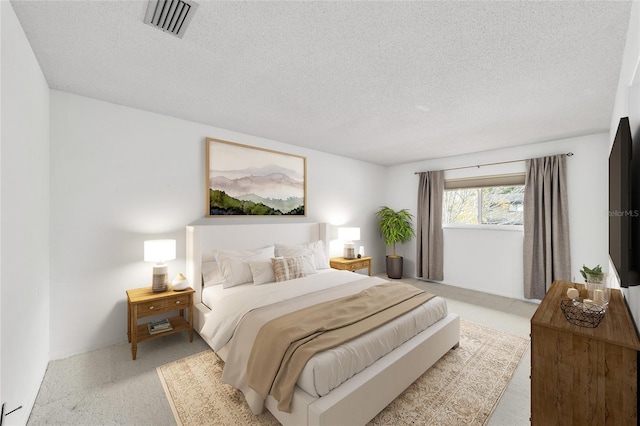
{"left": 272, "top": 256, "right": 314, "bottom": 282}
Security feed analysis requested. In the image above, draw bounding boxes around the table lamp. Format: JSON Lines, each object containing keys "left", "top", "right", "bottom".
{"left": 338, "top": 227, "right": 360, "bottom": 259}
{"left": 144, "top": 239, "right": 176, "bottom": 292}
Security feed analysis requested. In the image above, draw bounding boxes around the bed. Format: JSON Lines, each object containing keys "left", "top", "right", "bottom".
{"left": 186, "top": 222, "right": 460, "bottom": 426}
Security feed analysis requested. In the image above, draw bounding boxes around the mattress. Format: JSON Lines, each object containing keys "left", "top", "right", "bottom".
{"left": 201, "top": 270, "right": 448, "bottom": 404}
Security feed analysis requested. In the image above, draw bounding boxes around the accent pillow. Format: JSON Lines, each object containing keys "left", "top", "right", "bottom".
{"left": 272, "top": 255, "right": 315, "bottom": 282}
{"left": 274, "top": 241, "right": 330, "bottom": 270}
{"left": 214, "top": 246, "right": 275, "bottom": 288}
{"left": 202, "top": 261, "right": 223, "bottom": 287}
{"left": 249, "top": 260, "right": 276, "bottom": 285}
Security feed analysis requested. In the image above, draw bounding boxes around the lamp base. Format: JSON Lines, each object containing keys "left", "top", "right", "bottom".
{"left": 152, "top": 264, "right": 168, "bottom": 292}
{"left": 343, "top": 242, "right": 356, "bottom": 259}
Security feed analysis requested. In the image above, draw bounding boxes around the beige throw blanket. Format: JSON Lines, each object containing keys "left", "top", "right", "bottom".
{"left": 246, "top": 282, "right": 435, "bottom": 412}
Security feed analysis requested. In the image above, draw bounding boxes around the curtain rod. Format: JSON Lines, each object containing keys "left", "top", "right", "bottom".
{"left": 414, "top": 152, "right": 574, "bottom": 174}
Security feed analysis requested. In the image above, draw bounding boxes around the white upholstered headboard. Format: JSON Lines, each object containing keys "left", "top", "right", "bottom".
{"left": 186, "top": 223, "right": 330, "bottom": 309}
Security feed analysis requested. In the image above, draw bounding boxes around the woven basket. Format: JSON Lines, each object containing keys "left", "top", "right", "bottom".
{"left": 560, "top": 299, "right": 605, "bottom": 328}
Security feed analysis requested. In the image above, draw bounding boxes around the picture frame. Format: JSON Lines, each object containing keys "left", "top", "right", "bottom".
{"left": 206, "top": 138, "right": 307, "bottom": 216}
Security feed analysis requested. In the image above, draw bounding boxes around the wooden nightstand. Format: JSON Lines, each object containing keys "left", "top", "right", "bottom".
{"left": 330, "top": 257, "right": 372, "bottom": 276}
{"left": 126, "top": 286, "right": 195, "bottom": 360}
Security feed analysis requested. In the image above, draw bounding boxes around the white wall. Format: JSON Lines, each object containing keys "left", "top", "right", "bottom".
{"left": 1, "top": 2, "right": 51, "bottom": 424}
{"left": 611, "top": 0, "right": 640, "bottom": 144}
{"left": 385, "top": 133, "right": 609, "bottom": 300}
{"left": 49, "top": 90, "right": 386, "bottom": 359}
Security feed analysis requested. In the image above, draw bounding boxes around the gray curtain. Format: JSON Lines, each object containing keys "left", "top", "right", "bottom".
{"left": 523, "top": 154, "right": 571, "bottom": 299}
{"left": 417, "top": 171, "right": 444, "bottom": 280}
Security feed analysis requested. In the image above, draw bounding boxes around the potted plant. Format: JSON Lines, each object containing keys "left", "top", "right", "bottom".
{"left": 580, "top": 264, "right": 603, "bottom": 282}
{"left": 580, "top": 264, "right": 610, "bottom": 307}
{"left": 375, "top": 206, "right": 415, "bottom": 279}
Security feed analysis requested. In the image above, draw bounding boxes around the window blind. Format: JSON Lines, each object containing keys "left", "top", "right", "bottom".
{"left": 444, "top": 173, "right": 525, "bottom": 190}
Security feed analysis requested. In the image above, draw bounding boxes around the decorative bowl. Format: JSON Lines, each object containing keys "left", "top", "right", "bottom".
{"left": 171, "top": 273, "right": 189, "bottom": 291}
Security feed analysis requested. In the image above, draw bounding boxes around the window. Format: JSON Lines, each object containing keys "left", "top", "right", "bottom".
{"left": 443, "top": 174, "right": 525, "bottom": 226}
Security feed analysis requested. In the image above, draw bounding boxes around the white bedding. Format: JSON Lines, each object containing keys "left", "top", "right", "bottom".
{"left": 201, "top": 270, "right": 448, "bottom": 413}
{"left": 200, "top": 269, "right": 359, "bottom": 351}
{"left": 202, "top": 268, "right": 336, "bottom": 309}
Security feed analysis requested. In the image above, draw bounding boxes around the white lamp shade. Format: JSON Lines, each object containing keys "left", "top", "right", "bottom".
{"left": 338, "top": 227, "right": 360, "bottom": 242}
{"left": 144, "top": 239, "right": 176, "bottom": 263}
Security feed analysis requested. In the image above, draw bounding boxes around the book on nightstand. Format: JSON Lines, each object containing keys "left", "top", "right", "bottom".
{"left": 147, "top": 318, "right": 172, "bottom": 335}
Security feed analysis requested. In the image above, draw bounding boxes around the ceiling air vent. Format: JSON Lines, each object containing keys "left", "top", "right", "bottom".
{"left": 144, "top": 0, "right": 199, "bottom": 39}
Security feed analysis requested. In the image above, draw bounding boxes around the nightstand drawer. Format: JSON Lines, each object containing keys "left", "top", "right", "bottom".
{"left": 137, "top": 295, "right": 189, "bottom": 316}
{"left": 137, "top": 299, "right": 167, "bottom": 316}
{"left": 168, "top": 294, "right": 190, "bottom": 308}
{"left": 346, "top": 260, "right": 368, "bottom": 271}
{"left": 330, "top": 257, "right": 372, "bottom": 276}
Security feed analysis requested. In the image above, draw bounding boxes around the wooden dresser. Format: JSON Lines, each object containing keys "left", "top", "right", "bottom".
{"left": 531, "top": 280, "right": 640, "bottom": 425}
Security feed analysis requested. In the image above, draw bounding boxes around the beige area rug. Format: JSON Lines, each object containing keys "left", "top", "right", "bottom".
{"left": 157, "top": 320, "right": 529, "bottom": 426}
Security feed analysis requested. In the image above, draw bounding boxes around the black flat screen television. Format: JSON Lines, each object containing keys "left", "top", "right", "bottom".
{"left": 609, "top": 117, "right": 639, "bottom": 287}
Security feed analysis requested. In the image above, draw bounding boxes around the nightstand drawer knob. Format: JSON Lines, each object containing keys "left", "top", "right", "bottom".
{"left": 175, "top": 300, "right": 181, "bottom": 304}
{"left": 149, "top": 306, "right": 155, "bottom": 310}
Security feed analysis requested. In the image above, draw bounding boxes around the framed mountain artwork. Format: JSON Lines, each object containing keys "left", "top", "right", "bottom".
{"left": 206, "top": 138, "right": 307, "bottom": 216}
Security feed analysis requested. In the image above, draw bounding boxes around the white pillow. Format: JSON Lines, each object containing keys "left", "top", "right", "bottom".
{"left": 249, "top": 260, "right": 276, "bottom": 285}
{"left": 214, "top": 246, "right": 275, "bottom": 288}
{"left": 307, "top": 240, "right": 330, "bottom": 269}
{"left": 274, "top": 241, "right": 330, "bottom": 270}
{"left": 202, "top": 261, "right": 223, "bottom": 287}
{"left": 298, "top": 255, "right": 317, "bottom": 275}
{"left": 212, "top": 248, "right": 267, "bottom": 264}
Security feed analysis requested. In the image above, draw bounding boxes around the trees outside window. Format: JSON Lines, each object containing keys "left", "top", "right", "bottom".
{"left": 443, "top": 185, "right": 524, "bottom": 226}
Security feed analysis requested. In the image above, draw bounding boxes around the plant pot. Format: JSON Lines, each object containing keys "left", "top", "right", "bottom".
{"left": 386, "top": 255, "right": 403, "bottom": 279}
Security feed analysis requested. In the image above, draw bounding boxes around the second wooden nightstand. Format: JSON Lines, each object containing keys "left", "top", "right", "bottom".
{"left": 330, "top": 257, "right": 372, "bottom": 276}
{"left": 126, "top": 286, "right": 195, "bottom": 360}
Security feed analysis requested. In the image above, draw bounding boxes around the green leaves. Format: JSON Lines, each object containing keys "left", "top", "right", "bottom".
{"left": 580, "top": 264, "right": 603, "bottom": 281}
{"left": 375, "top": 206, "right": 416, "bottom": 256}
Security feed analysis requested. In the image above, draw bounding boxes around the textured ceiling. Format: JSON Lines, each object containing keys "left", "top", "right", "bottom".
{"left": 10, "top": 0, "right": 632, "bottom": 166}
